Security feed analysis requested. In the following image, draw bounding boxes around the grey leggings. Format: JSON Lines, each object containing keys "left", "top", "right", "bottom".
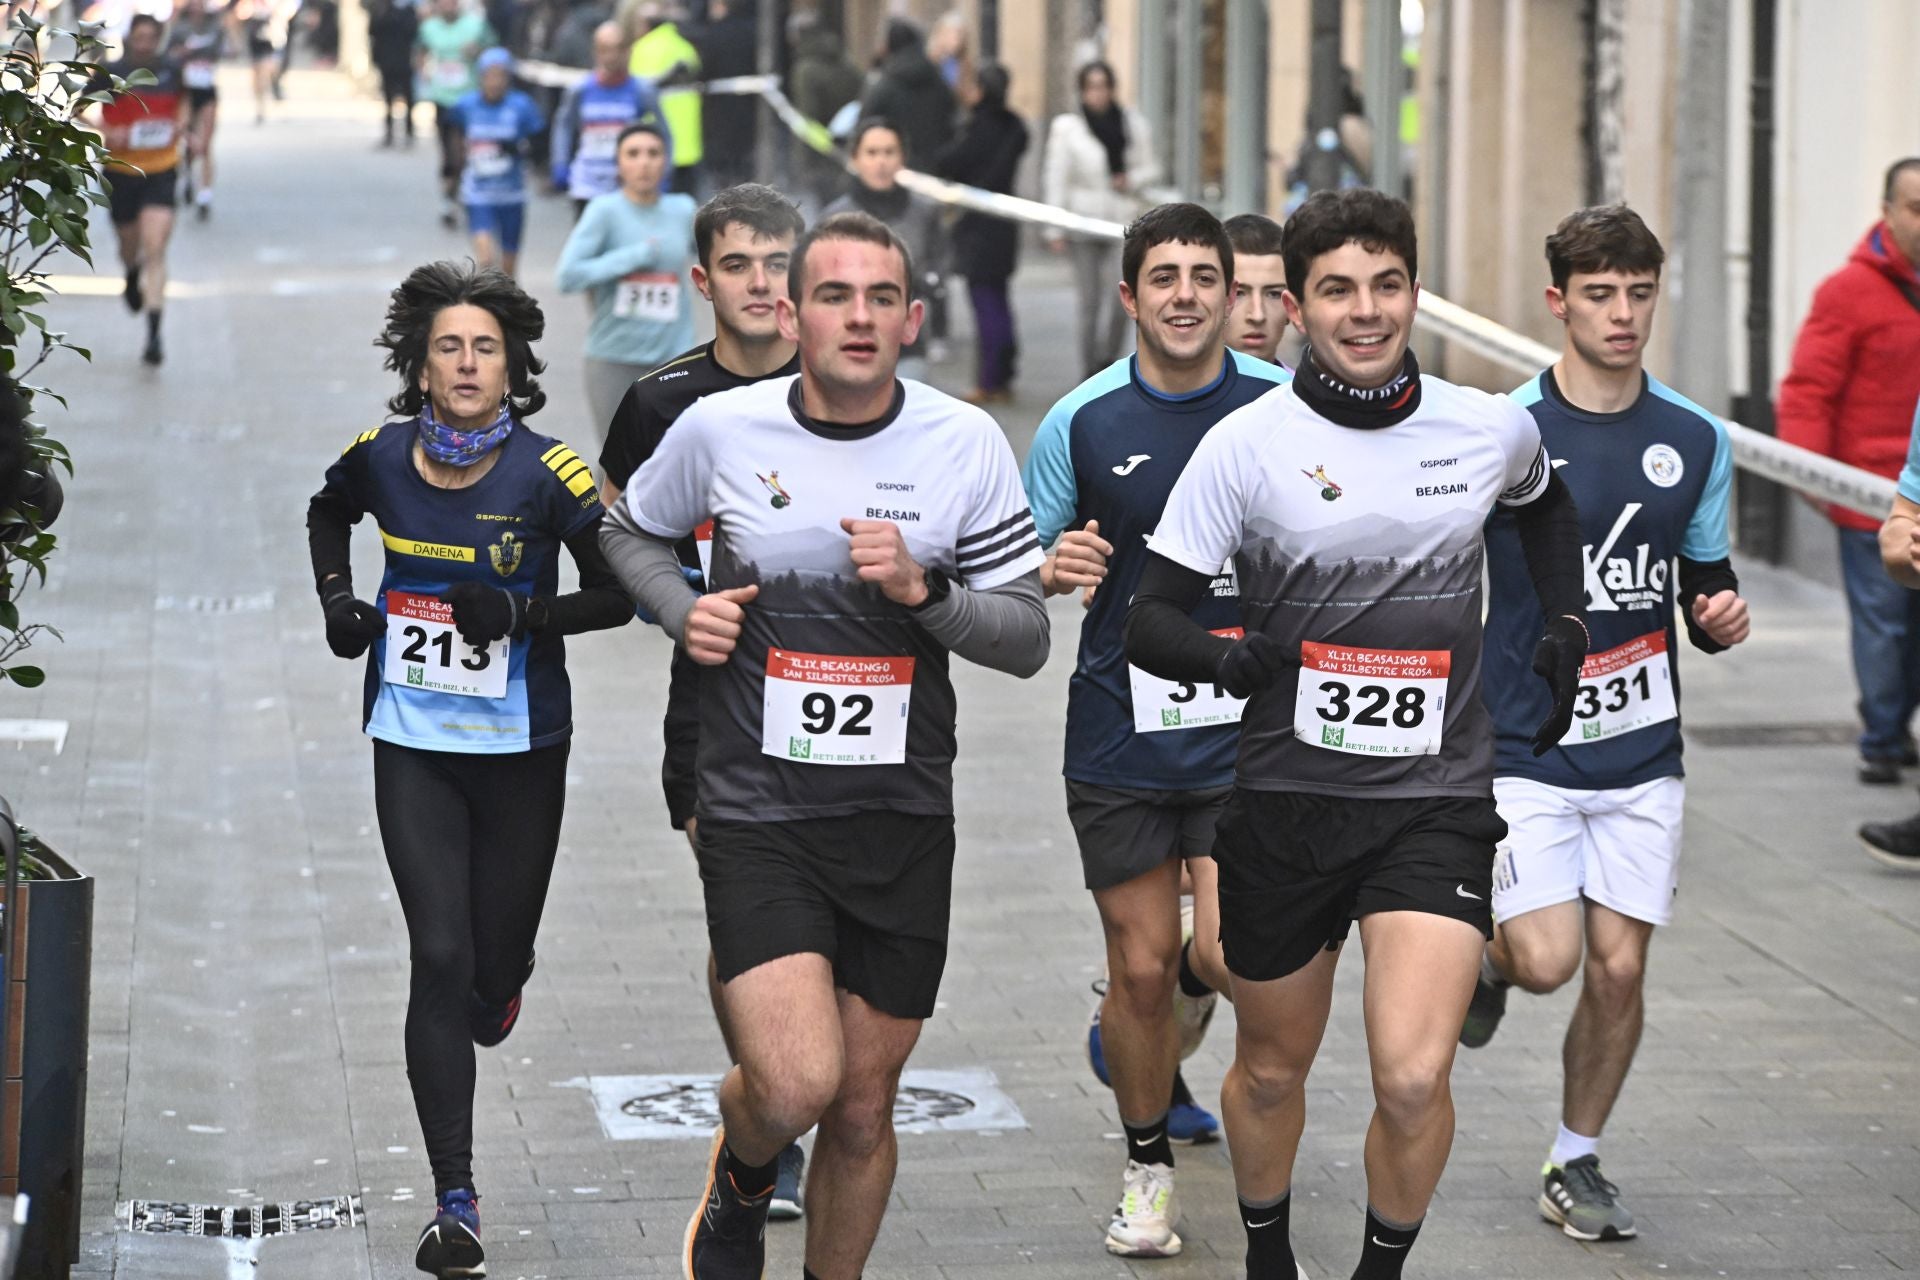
{"left": 1069, "top": 237, "right": 1129, "bottom": 376}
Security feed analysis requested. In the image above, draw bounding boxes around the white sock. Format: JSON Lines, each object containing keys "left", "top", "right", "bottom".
{"left": 1549, "top": 1123, "right": 1599, "bottom": 1168}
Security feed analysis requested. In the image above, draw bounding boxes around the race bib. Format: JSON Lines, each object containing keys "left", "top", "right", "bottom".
{"left": 579, "top": 121, "right": 622, "bottom": 160}
{"left": 761, "top": 648, "right": 913, "bottom": 766}
{"left": 466, "top": 139, "right": 512, "bottom": 179}
{"left": 692, "top": 520, "right": 713, "bottom": 584}
{"left": 184, "top": 60, "right": 217, "bottom": 89}
{"left": 381, "top": 591, "right": 510, "bottom": 699}
{"left": 432, "top": 59, "right": 469, "bottom": 90}
{"left": 126, "top": 117, "right": 176, "bottom": 150}
{"left": 1296, "top": 641, "right": 1449, "bottom": 757}
{"left": 1563, "top": 631, "right": 1677, "bottom": 745}
{"left": 614, "top": 272, "right": 680, "bottom": 321}
{"left": 1129, "top": 627, "right": 1246, "bottom": 733}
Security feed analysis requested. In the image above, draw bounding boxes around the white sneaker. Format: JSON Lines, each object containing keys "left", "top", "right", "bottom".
{"left": 1105, "top": 1159, "right": 1180, "bottom": 1257}
{"left": 1174, "top": 898, "right": 1217, "bottom": 1059}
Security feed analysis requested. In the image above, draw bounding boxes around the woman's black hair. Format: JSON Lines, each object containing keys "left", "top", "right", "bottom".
{"left": 375, "top": 260, "right": 548, "bottom": 419}
{"left": 976, "top": 62, "right": 1009, "bottom": 109}
{"left": 1077, "top": 59, "right": 1117, "bottom": 95}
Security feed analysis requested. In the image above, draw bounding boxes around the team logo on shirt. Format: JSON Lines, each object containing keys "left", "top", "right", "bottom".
{"left": 1642, "top": 444, "right": 1683, "bottom": 488}
{"left": 489, "top": 531, "right": 524, "bottom": 577}
{"left": 757, "top": 470, "right": 793, "bottom": 509}
{"left": 1300, "top": 464, "right": 1343, "bottom": 501}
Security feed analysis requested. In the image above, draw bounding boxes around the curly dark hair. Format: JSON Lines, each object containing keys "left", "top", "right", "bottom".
{"left": 375, "top": 261, "right": 548, "bottom": 419}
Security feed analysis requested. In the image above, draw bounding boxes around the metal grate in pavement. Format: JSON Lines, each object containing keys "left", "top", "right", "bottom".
{"left": 1688, "top": 721, "right": 1858, "bottom": 747}
{"left": 117, "top": 1195, "right": 364, "bottom": 1238}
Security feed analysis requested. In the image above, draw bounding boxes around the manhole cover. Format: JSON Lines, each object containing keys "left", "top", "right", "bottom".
{"left": 619, "top": 1080, "right": 977, "bottom": 1130}
{"left": 1689, "top": 721, "right": 1856, "bottom": 748}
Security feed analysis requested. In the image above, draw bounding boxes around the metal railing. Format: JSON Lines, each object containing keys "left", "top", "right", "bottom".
{"left": 515, "top": 60, "right": 1897, "bottom": 520}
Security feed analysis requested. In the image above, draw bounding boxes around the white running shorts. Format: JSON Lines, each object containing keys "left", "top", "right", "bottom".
{"left": 1490, "top": 775, "right": 1684, "bottom": 927}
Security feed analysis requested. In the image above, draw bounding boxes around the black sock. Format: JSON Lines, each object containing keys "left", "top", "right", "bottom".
{"left": 1169, "top": 1067, "right": 1196, "bottom": 1109}
{"left": 1239, "top": 1191, "right": 1295, "bottom": 1279}
{"left": 721, "top": 1142, "right": 778, "bottom": 1199}
{"left": 146, "top": 310, "right": 162, "bottom": 341}
{"left": 1352, "top": 1204, "right": 1422, "bottom": 1280}
{"left": 1177, "top": 939, "right": 1212, "bottom": 998}
{"left": 1121, "top": 1112, "right": 1173, "bottom": 1168}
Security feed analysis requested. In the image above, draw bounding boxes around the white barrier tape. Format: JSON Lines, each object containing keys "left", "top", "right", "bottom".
{"left": 514, "top": 58, "right": 774, "bottom": 94}
{"left": 504, "top": 64, "right": 1894, "bottom": 519}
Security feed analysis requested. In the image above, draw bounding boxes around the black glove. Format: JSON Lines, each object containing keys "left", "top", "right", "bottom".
{"left": 320, "top": 582, "right": 385, "bottom": 660}
{"left": 1529, "top": 614, "right": 1590, "bottom": 755}
{"left": 1215, "top": 631, "right": 1297, "bottom": 699}
{"left": 440, "top": 582, "right": 528, "bottom": 647}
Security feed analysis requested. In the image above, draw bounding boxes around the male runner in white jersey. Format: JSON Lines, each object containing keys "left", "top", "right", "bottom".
{"left": 1462, "top": 205, "right": 1749, "bottom": 1242}
{"left": 1025, "top": 202, "right": 1291, "bottom": 1257}
{"left": 1126, "top": 188, "right": 1588, "bottom": 1280}
{"left": 1224, "top": 212, "right": 1290, "bottom": 368}
{"left": 601, "top": 210, "right": 1048, "bottom": 1280}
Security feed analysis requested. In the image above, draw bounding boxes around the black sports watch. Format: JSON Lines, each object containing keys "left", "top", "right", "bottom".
{"left": 908, "top": 566, "right": 952, "bottom": 612}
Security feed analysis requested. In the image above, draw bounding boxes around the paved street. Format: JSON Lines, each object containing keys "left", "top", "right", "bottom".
{"left": 4, "top": 68, "right": 1916, "bottom": 1279}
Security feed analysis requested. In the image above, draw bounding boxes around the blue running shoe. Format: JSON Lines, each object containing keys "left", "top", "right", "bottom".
{"left": 1167, "top": 1100, "right": 1220, "bottom": 1145}
{"left": 414, "top": 1188, "right": 483, "bottom": 1277}
{"left": 1086, "top": 982, "right": 1111, "bottom": 1087}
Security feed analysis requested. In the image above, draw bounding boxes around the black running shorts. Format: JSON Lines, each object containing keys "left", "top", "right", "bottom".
{"left": 435, "top": 102, "right": 463, "bottom": 180}
{"left": 107, "top": 167, "right": 178, "bottom": 225}
{"left": 660, "top": 648, "right": 700, "bottom": 831}
{"left": 1065, "top": 778, "right": 1230, "bottom": 891}
{"left": 1214, "top": 788, "right": 1507, "bottom": 982}
{"left": 697, "top": 811, "right": 955, "bottom": 1020}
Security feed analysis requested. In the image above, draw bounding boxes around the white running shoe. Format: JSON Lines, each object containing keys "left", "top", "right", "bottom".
{"left": 1104, "top": 1159, "right": 1180, "bottom": 1257}
{"left": 1173, "top": 898, "right": 1218, "bottom": 1059}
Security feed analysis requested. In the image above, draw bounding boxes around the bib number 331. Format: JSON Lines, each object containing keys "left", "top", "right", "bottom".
{"left": 1562, "top": 631, "right": 1677, "bottom": 745}
{"left": 762, "top": 649, "right": 914, "bottom": 766}
{"left": 1297, "top": 641, "right": 1449, "bottom": 757}
{"left": 382, "top": 591, "right": 510, "bottom": 699}
{"left": 1129, "top": 627, "right": 1247, "bottom": 733}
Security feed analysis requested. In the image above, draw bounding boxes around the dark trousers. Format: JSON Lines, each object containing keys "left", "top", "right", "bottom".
{"left": 968, "top": 276, "right": 1017, "bottom": 392}
{"left": 379, "top": 66, "right": 414, "bottom": 140}
{"left": 1839, "top": 526, "right": 1920, "bottom": 759}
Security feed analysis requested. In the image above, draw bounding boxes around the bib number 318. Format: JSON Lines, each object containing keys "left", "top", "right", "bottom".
{"left": 1296, "top": 640, "right": 1449, "bottom": 757}
{"left": 761, "top": 649, "right": 914, "bottom": 766}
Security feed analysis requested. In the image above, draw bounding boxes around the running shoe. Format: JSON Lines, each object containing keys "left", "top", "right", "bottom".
{"left": 194, "top": 187, "right": 212, "bottom": 222}
{"left": 684, "top": 1127, "right": 771, "bottom": 1280}
{"left": 1166, "top": 1098, "right": 1219, "bottom": 1146}
{"left": 122, "top": 267, "right": 143, "bottom": 315}
{"left": 140, "top": 332, "right": 163, "bottom": 367}
{"left": 414, "top": 1188, "right": 483, "bottom": 1277}
{"left": 1539, "top": 1155, "right": 1636, "bottom": 1241}
{"left": 1459, "top": 971, "right": 1509, "bottom": 1049}
{"left": 1860, "top": 812, "right": 1920, "bottom": 872}
{"left": 767, "top": 1141, "right": 804, "bottom": 1221}
{"left": 470, "top": 952, "right": 535, "bottom": 1047}
{"left": 1085, "top": 982, "right": 1111, "bottom": 1087}
{"left": 1104, "top": 1159, "right": 1180, "bottom": 1257}
{"left": 440, "top": 198, "right": 459, "bottom": 229}
{"left": 1174, "top": 899, "right": 1218, "bottom": 1060}
{"left": 1859, "top": 756, "right": 1903, "bottom": 785}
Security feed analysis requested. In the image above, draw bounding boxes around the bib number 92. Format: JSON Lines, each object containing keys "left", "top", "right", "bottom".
{"left": 761, "top": 649, "right": 914, "bottom": 766}
{"left": 798, "top": 691, "right": 873, "bottom": 736}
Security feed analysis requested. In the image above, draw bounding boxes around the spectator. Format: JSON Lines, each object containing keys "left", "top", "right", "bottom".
{"left": 1779, "top": 156, "right": 1920, "bottom": 785}
{"left": 934, "top": 62, "right": 1026, "bottom": 405}
{"left": 1043, "top": 59, "right": 1158, "bottom": 377}
{"left": 927, "top": 9, "right": 972, "bottom": 100}
{"left": 551, "top": 20, "right": 669, "bottom": 217}
{"left": 543, "top": 0, "right": 612, "bottom": 68}
{"left": 786, "top": 11, "right": 862, "bottom": 210}
{"left": 624, "top": 0, "right": 702, "bottom": 194}
{"left": 824, "top": 118, "right": 945, "bottom": 381}
{"left": 695, "top": 0, "right": 757, "bottom": 190}
{"left": 861, "top": 18, "right": 954, "bottom": 170}
{"left": 368, "top": 0, "right": 419, "bottom": 148}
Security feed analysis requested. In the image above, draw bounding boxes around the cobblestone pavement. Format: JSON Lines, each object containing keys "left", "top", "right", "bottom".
{"left": 4, "top": 69, "right": 1914, "bottom": 1280}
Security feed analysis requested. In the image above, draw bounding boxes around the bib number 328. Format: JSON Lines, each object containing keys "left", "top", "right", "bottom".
{"left": 382, "top": 591, "right": 510, "bottom": 699}
{"left": 1296, "top": 641, "right": 1449, "bottom": 757}
{"left": 761, "top": 649, "right": 914, "bottom": 766}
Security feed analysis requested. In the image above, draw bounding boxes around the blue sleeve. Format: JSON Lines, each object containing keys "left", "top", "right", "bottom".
{"left": 1898, "top": 397, "right": 1920, "bottom": 505}
{"left": 1022, "top": 401, "right": 1079, "bottom": 548}
{"left": 550, "top": 83, "right": 579, "bottom": 183}
{"left": 1681, "top": 418, "right": 1734, "bottom": 561}
{"left": 520, "top": 93, "right": 546, "bottom": 139}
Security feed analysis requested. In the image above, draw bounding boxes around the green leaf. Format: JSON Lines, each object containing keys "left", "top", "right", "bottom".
{"left": 3, "top": 666, "right": 46, "bottom": 689}
{"left": 25, "top": 219, "right": 46, "bottom": 248}
{"left": 0, "top": 601, "right": 20, "bottom": 632}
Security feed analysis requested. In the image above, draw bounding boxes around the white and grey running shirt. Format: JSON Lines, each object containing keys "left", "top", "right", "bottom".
{"left": 624, "top": 375, "right": 1045, "bottom": 821}
{"left": 1149, "top": 377, "right": 1550, "bottom": 798}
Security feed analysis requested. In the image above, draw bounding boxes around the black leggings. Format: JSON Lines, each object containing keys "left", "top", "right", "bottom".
{"left": 373, "top": 738, "right": 569, "bottom": 1194}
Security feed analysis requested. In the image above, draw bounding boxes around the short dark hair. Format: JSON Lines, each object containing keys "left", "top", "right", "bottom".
{"left": 1223, "top": 212, "right": 1284, "bottom": 260}
{"left": 789, "top": 210, "right": 916, "bottom": 303}
{"left": 1281, "top": 188, "right": 1417, "bottom": 295}
{"left": 849, "top": 116, "right": 905, "bottom": 161}
{"left": 376, "top": 261, "right": 547, "bottom": 419}
{"left": 694, "top": 182, "right": 806, "bottom": 268}
{"left": 1543, "top": 204, "right": 1666, "bottom": 291}
{"left": 976, "top": 62, "right": 1010, "bottom": 109}
{"left": 127, "top": 13, "right": 163, "bottom": 35}
{"left": 1077, "top": 60, "right": 1117, "bottom": 95}
{"left": 616, "top": 120, "right": 668, "bottom": 153}
{"left": 1122, "top": 202, "right": 1233, "bottom": 294}
{"left": 1886, "top": 157, "right": 1920, "bottom": 202}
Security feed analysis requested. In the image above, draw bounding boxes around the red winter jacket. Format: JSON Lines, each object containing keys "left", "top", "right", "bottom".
{"left": 1778, "top": 222, "right": 1920, "bottom": 531}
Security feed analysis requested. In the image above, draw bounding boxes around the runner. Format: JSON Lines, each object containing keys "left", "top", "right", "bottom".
{"left": 556, "top": 121, "right": 695, "bottom": 434}
{"left": 1125, "top": 187, "right": 1588, "bottom": 1280}
{"left": 1461, "top": 205, "right": 1749, "bottom": 1243}
{"left": 551, "top": 21, "right": 670, "bottom": 219}
{"left": 593, "top": 180, "right": 810, "bottom": 1219}
{"left": 369, "top": 0, "right": 421, "bottom": 149}
{"left": 417, "top": 0, "right": 495, "bottom": 228}
{"left": 599, "top": 210, "right": 1048, "bottom": 1280}
{"left": 168, "top": 0, "right": 226, "bottom": 220}
{"left": 452, "top": 48, "right": 544, "bottom": 277}
{"left": 87, "top": 14, "right": 188, "bottom": 367}
{"left": 1024, "top": 202, "right": 1290, "bottom": 1258}
{"left": 234, "top": 0, "right": 278, "bottom": 124}
{"left": 1224, "top": 213, "right": 1289, "bottom": 367}
{"left": 305, "top": 261, "right": 632, "bottom": 1279}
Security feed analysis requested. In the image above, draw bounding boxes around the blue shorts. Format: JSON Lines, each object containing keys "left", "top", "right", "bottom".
{"left": 465, "top": 201, "right": 526, "bottom": 254}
